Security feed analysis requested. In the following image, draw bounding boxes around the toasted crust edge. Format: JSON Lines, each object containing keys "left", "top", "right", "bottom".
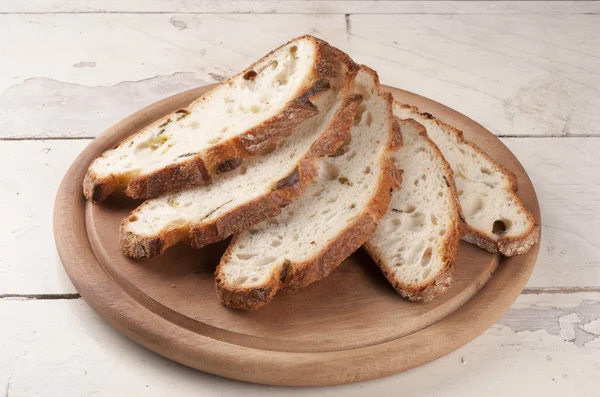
{"left": 119, "top": 90, "right": 363, "bottom": 259}
{"left": 215, "top": 79, "right": 404, "bottom": 311}
{"left": 396, "top": 103, "right": 540, "bottom": 257}
{"left": 84, "top": 35, "right": 356, "bottom": 202}
{"left": 364, "top": 117, "right": 468, "bottom": 302}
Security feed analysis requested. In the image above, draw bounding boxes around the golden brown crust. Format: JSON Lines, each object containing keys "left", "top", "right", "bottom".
{"left": 363, "top": 117, "right": 468, "bottom": 302}
{"left": 119, "top": 91, "right": 363, "bottom": 259}
{"left": 216, "top": 73, "right": 404, "bottom": 310}
{"left": 84, "top": 35, "right": 357, "bottom": 202}
{"left": 396, "top": 103, "right": 539, "bottom": 257}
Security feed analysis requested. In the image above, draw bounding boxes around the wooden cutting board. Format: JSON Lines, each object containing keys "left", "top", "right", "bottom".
{"left": 54, "top": 84, "right": 541, "bottom": 386}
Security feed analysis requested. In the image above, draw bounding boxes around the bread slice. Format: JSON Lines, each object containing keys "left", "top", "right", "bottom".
{"left": 84, "top": 35, "right": 352, "bottom": 202}
{"left": 119, "top": 59, "right": 361, "bottom": 259}
{"left": 215, "top": 68, "right": 403, "bottom": 311}
{"left": 364, "top": 118, "right": 467, "bottom": 301}
{"left": 394, "top": 103, "right": 539, "bottom": 256}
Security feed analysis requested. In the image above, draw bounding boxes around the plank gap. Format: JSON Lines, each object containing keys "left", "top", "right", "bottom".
{"left": 0, "top": 293, "right": 81, "bottom": 300}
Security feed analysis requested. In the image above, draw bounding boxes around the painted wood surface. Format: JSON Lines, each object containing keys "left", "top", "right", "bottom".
{"left": 1, "top": 7, "right": 598, "bottom": 139}
{"left": 1, "top": 0, "right": 599, "bottom": 394}
{"left": 1, "top": 293, "right": 599, "bottom": 396}
{"left": 0, "top": 0, "right": 599, "bottom": 14}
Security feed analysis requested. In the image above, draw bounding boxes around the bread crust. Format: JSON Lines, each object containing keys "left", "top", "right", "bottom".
{"left": 84, "top": 35, "right": 355, "bottom": 202}
{"left": 396, "top": 104, "right": 540, "bottom": 257}
{"left": 364, "top": 117, "right": 468, "bottom": 302}
{"left": 215, "top": 78, "right": 404, "bottom": 310}
{"left": 119, "top": 90, "right": 363, "bottom": 259}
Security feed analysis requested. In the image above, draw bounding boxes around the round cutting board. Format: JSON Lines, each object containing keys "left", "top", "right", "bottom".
{"left": 54, "top": 84, "right": 541, "bottom": 386}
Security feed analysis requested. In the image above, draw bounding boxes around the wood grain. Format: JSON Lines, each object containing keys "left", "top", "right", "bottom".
{"left": 2, "top": 12, "right": 598, "bottom": 139}
{"left": 53, "top": 85, "right": 540, "bottom": 385}
{"left": 2, "top": 292, "right": 599, "bottom": 396}
{"left": 1, "top": 1, "right": 599, "bottom": 14}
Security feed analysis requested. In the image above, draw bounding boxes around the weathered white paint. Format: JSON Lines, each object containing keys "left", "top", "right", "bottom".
{"left": 0, "top": 293, "right": 598, "bottom": 396}
{"left": 343, "top": 14, "right": 600, "bottom": 137}
{"left": 0, "top": 138, "right": 598, "bottom": 294}
{"left": 2, "top": 1, "right": 599, "bottom": 393}
{"left": 0, "top": 14, "right": 346, "bottom": 138}
{"left": 2, "top": 12, "right": 599, "bottom": 138}
{"left": 0, "top": 1, "right": 598, "bottom": 15}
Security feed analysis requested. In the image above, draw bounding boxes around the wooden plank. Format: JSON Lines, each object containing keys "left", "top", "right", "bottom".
{"left": 0, "top": 13, "right": 346, "bottom": 138}
{"left": 1, "top": 292, "right": 598, "bottom": 395}
{"left": 1, "top": 13, "right": 599, "bottom": 139}
{"left": 344, "top": 13, "right": 600, "bottom": 137}
{"left": 1, "top": 137, "right": 598, "bottom": 294}
{"left": 1, "top": 1, "right": 599, "bottom": 15}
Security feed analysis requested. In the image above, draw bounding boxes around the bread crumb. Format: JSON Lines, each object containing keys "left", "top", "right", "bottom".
{"left": 170, "top": 284, "right": 176, "bottom": 288}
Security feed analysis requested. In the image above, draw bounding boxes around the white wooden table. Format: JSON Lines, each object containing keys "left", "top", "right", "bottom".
{"left": 1, "top": 1, "right": 599, "bottom": 395}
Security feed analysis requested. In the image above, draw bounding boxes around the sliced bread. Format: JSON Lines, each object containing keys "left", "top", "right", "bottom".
{"left": 215, "top": 68, "right": 402, "bottom": 311}
{"left": 364, "top": 118, "right": 467, "bottom": 301}
{"left": 84, "top": 35, "right": 353, "bottom": 202}
{"left": 119, "top": 60, "right": 361, "bottom": 259}
{"left": 394, "top": 103, "right": 539, "bottom": 256}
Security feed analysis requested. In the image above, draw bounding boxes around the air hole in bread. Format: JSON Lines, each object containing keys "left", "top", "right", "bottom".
{"left": 405, "top": 205, "right": 416, "bottom": 214}
{"left": 325, "top": 162, "right": 340, "bottom": 180}
{"left": 492, "top": 219, "right": 511, "bottom": 236}
{"left": 321, "top": 208, "right": 331, "bottom": 215}
{"left": 365, "top": 111, "right": 373, "bottom": 126}
{"left": 221, "top": 126, "right": 229, "bottom": 133}
{"left": 234, "top": 276, "right": 248, "bottom": 285}
{"left": 458, "top": 190, "right": 464, "bottom": 196}
{"left": 238, "top": 244, "right": 245, "bottom": 249}
{"left": 236, "top": 253, "right": 256, "bottom": 260}
{"left": 421, "top": 247, "right": 433, "bottom": 267}
{"left": 271, "top": 60, "right": 279, "bottom": 69}
{"left": 364, "top": 166, "right": 371, "bottom": 174}
{"left": 431, "top": 214, "right": 438, "bottom": 225}
{"left": 277, "top": 235, "right": 283, "bottom": 240}
{"left": 326, "top": 196, "right": 338, "bottom": 203}
{"left": 239, "top": 166, "right": 247, "bottom": 175}
{"left": 413, "top": 179, "right": 419, "bottom": 186}
{"left": 260, "top": 142, "right": 278, "bottom": 155}
{"left": 439, "top": 229, "right": 446, "bottom": 236}
{"left": 484, "top": 181, "right": 496, "bottom": 189}
{"left": 250, "top": 105, "right": 260, "bottom": 113}
{"left": 289, "top": 46, "right": 298, "bottom": 58}
{"left": 481, "top": 167, "right": 491, "bottom": 175}
{"left": 271, "top": 240, "right": 281, "bottom": 247}
{"left": 391, "top": 218, "right": 401, "bottom": 227}
{"left": 438, "top": 191, "right": 444, "bottom": 197}
{"left": 468, "top": 197, "right": 484, "bottom": 216}
{"left": 255, "top": 256, "right": 277, "bottom": 267}
{"left": 346, "top": 150, "right": 357, "bottom": 160}
{"left": 129, "top": 215, "right": 138, "bottom": 222}
{"left": 209, "top": 136, "right": 222, "bottom": 145}
{"left": 353, "top": 104, "right": 367, "bottom": 126}
{"left": 421, "top": 174, "right": 427, "bottom": 180}
{"left": 422, "top": 268, "right": 431, "bottom": 279}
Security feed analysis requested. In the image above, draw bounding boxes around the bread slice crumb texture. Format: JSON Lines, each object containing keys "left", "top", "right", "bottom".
{"left": 120, "top": 56, "right": 360, "bottom": 259}
{"left": 84, "top": 36, "right": 346, "bottom": 201}
{"left": 365, "top": 118, "right": 465, "bottom": 301}
{"left": 216, "top": 67, "right": 402, "bottom": 310}
{"left": 394, "top": 103, "right": 539, "bottom": 256}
